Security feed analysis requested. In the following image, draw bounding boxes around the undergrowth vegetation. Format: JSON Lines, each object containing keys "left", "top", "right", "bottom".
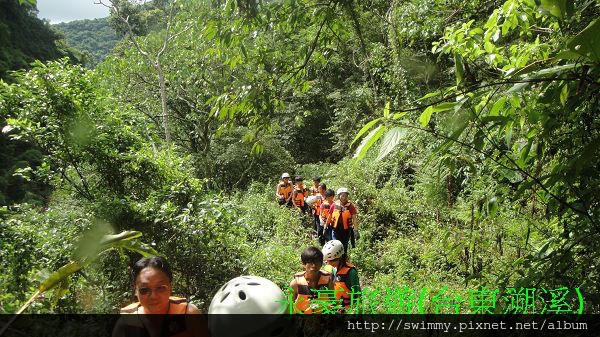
{"left": 2, "top": 146, "right": 584, "bottom": 313}
{"left": 2, "top": 0, "right": 599, "bottom": 316}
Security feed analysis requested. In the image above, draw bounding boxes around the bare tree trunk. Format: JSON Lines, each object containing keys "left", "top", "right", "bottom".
{"left": 96, "top": 0, "right": 186, "bottom": 145}
{"left": 156, "top": 61, "right": 171, "bottom": 143}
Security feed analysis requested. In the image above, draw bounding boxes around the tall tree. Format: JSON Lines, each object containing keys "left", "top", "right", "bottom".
{"left": 97, "top": 0, "right": 186, "bottom": 144}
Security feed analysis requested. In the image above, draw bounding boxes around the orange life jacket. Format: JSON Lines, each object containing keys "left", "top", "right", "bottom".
{"left": 294, "top": 187, "right": 306, "bottom": 207}
{"left": 321, "top": 201, "right": 331, "bottom": 222}
{"left": 333, "top": 263, "right": 356, "bottom": 307}
{"left": 120, "top": 297, "right": 190, "bottom": 337}
{"left": 309, "top": 187, "right": 321, "bottom": 214}
{"left": 278, "top": 181, "right": 293, "bottom": 200}
{"left": 294, "top": 271, "right": 331, "bottom": 314}
{"left": 331, "top": 202, "right": 354, "bottom": 230}
{"left": 313, "top": 196, "right": 323, "bottom": 215}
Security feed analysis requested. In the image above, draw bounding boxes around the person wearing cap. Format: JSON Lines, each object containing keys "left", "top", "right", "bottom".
{"left": 325, "top": 187, "right": 359, "bottom": 254}
{"left": 276, "top": 173, "right": 293, "bottom": 207}
{"left": 322, "top": 240, "right": 361, "bottom": 311}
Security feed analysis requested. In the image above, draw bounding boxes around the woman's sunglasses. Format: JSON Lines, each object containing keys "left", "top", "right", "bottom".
{"left": 137, "top": 285, "right": 169, "bottom": 296}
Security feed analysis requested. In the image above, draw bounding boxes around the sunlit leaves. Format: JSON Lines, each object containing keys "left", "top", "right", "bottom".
{"left": 351, "top": 117, "right": 381, "bottom": 147}
{"left": 539, "top": 0, "right": 574, "bottom": 19}
{"left": 409, "top": 0, "right": 600, "bottom": 291}
{"left": 507, "top": 64, "right": 577, "bottom": 93}
{"left": 419, "top": 102, "right": 456, "bottom": 127}
{"left": 17, "top": 0, "right": 36, "bottom": 7}
{"left": 376, "top": 127, "right": 406, "bottom": 161}
{"left": 353, "top": 125, "right": 385, "bottom": 160}
{"left": 38, "top": 262, "right": 82, "bottom": 293}
{"left": 383, "top": 101, "right": 390, "bottom": 118}
{"left": 9, "top": 227, "right": 156, "bottom": 315}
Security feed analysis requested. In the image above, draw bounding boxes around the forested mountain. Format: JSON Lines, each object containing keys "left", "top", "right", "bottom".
{"left": 53, "top": 18, "right": 120, "bottom": 67}
{"left": 1, "top": 0, "right": 599, "bottom": 323}
{"left": 0, "top": 0, "right": 75, "bottom": 80}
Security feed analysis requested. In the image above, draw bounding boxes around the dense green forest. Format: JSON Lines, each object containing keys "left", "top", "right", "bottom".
{"left": 52, "top": 18, "right": 120, "bottom": 67}
{"left": 0, "top": 0, "right": 73, "bottom": 80}
{"left": 1, "top": 0, "right": 599, "bottom": 322}
{"left": 0, "top": 0, "right": 80, "bottom": 209}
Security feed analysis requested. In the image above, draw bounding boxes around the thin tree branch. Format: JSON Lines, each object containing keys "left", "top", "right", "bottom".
{"left": 389, "top": 76, "right": 581, "bottom": 115}
{"left": 280, "top": 2, "right": 333, "bottom": 86}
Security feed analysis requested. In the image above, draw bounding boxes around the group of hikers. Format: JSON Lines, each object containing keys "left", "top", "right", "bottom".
{"left": 113, "top": 174, "right": 364, "bottom": 336}
{"left": 275, "top": 173, "right": 360, "bottom": 251}
{"left": 115, "top": 255, "right": 356, "bottom": 336}
{"left": 276, "top": 172, "right": 362, "bottom": 316}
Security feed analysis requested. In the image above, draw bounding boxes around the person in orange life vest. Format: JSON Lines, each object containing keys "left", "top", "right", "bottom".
{"left": 319, "top": 189, "right": 335, "bottom": 243}
{"left": 308, "top": 177, "right": 322, "bottom": 236}
{"left": 325, "top": 187, "right": 359, "bottom": 255}
{"left": 276, "top": 172, "right": 293, "bottom": 207}
{"left": 321, "top": 240, "right": 361, "bottom": 311}
{"left": 112, "top": 256, "right": 211, "bottom": 337}
{"left": 292, "top": 176, "right": 308, "bottom": 214}
{"left": 313, "top": 183, "right": 328, "bottom": 245}
{"left": 309, "top": 176, "right": 321, "bottom": 196}
{"left": 289, "top": 247, "right": 334, "bottom": 314}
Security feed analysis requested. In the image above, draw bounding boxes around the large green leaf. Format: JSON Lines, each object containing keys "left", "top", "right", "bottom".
{"left": 376, "top": 127, "right": 406, "bottom": 161}
{"left": 415, "top": 90, "right": 441, "bottom": 102}
{"left": 51, "top": 278, "right": 71, "bottom": 306}
{"left": 454, "top": 52, "right": 465, "bottom": 86}
{"left": 419, "top": 107, "right": 434, "bottom": 127}
{"left": 568, "top": 18, "right": 600, "bottom": 62}
{"left": 507, "top": 64, "right": 577, "bottom": 93}
{"left": 353, "top": 125, "right": 385, "bottom": 160}
{"left": 351, "top": 117, "right": 381, "bottom": 146}
{"left": 74, "top": 221, "right": 113, "bottom": 263}
{"left": 393, "top": 112, "right": 408, "bottom": 120}
{"left": 100, "top": 230, "right": 142, "bottom": 245}
{"left": 111, "top": 239, "right": 160, "bottom": 257}
{"left": 489, "top": 97, "right": 507, "bottom": 116}
{"left": 419, "top": 102, "right": 456, "bottom": 127}
{"left": 38, "top": 262, "right": 82, "bottom": 293}
{"left": 38, "top": 230, "right": 150, "bottom": 294}
{"left": 383, "top": 101, "right": 391, "bottom": 118}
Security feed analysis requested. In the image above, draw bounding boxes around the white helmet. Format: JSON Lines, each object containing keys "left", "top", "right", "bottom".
{"left": 337, "top": 187, "right": 349, "bottom": 195}
{"left": 281, "top": 172, "right": 290, "bottom": 179}
{"left": 322, "top": 240, "right": 344, "bottom": 261}
{"left": 304, "top": 195, "right": 321, "bottom": 207}
{"left": 208, "top": 276, "right": 293, "bottom": 337}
